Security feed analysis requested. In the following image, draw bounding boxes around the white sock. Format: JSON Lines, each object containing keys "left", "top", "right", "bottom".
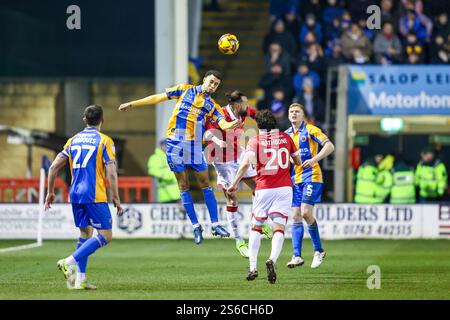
{"left": 269, "top": 231, "right": 285, "bottom": 263}
{"left": 192, "top": 223, "right": 200, "bottom": 230}
{"left": 77, "top": 272, "right": 86, "bottom": 283}
{"left": 212, "top": 222, "right": 219, "bottom": 228}
{"left": 65, "top": 255, "right": 76, "bottom": 266}
{"left": 249, "top": 229, "right": 262, "bottom": 271}
{"left": 226, "top": 206, "right": 241, "bottom": 240}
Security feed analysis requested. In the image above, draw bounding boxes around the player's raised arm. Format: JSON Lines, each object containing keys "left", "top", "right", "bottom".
{"left": 44, "top": 154, "right": 68, "bottom": 210}
{"left": 118, "top": 93, "right": 168, "bottom": 111}
{"left": 118, "top": 84, "right": 192, "bottom": 111}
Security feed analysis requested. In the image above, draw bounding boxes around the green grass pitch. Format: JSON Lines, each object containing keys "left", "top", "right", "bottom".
{"left": 0, "top": 239, "right": 449, "bottom": 299}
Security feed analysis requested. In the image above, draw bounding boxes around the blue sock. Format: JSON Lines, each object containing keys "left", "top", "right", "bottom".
{"left": 292, "top": 222, "right": 304, "bottom": 257}
{"left": 180, "top": 191, "right": 199, "bottom": 226}
{"left": 202, "top": 187, "right": 218, "bottom": 224}
{"left": 72, "top": 234, "right": 108, "bottom": 262}
{"left": 76, "top": 237, "right": 88, "bottom": 273}
{"left": 308, "top": 220, "right": 323, "bottom": 253}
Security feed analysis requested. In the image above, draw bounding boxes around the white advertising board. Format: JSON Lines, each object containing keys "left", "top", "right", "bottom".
{"left": 1, "top": 203, "right": 449, "bottom": 240}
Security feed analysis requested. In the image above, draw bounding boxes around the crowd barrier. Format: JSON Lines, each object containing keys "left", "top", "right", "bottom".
{"left": 0, "top": 203, "right": 449, "bottom": 240}
{"left": 0, "top": 177, "right": 153, "bottom": 203}
{"left": 0, "top": 177, "right": 68, "bottom": 203}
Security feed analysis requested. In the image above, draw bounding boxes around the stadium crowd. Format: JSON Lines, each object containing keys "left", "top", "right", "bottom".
{"left": 257, "top": 0, "right": 450, "bottom": 129}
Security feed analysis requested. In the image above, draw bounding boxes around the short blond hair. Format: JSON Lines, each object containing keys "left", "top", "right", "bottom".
{"left": 288, "top": 103, "right": 308, "bottom": 117}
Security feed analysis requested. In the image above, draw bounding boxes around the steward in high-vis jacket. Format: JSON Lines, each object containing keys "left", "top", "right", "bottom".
{"left": 355, "top": 157, "right": 383, "bottom": 204}
{"left": 415, "top": 146, "right": 448, "bottom": 202}
{"left": 148, "top": 140, "right": 181, "bottom": 203}
{"left": 390, "top": 161, "right": 416, "bottom": 204}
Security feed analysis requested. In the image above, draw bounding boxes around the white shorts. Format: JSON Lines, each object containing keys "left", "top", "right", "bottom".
{"left": 252, "top": 186, "right": 292, "bottom": 226}
{"left": 212, "top": 148, "right": 257, "bottom": 190}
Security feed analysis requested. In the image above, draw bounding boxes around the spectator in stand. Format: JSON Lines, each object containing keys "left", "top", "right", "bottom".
{"left": 407, "top": 52, "right": 421, "bottom": 64}
{"left": 340, "top": 11, "right": 352, "bottom": 33}
{"left": 380, "top": 0, "right": 400, "bottom": 27}
{"left": 326, "top": 42, "right": 345, "bottom": 67}
{"left": 284, "top": 8, "right": 302, "bottom": 42}
{"left": 300, "top": 0, "right": 322, "bottom": 22}
{"left": 434, "top": 13, "right": 450, "bottom": 39}
{"left": 429, "top": 34, "right": 450, "bottom": 64}
{"left": 322, "top": 0, "right": 344, "bottom": 27}
{"left": 292, "top": 62, "right": 320, "bottom": 98}
{"left": 269, "top": 0, "right": 300, "bottom": 21}
{"left": 263, "top": 18, "right": 298, "bottom": 57}
{"left": 324, "top": 16, "right": 342, "bottom": 43}
{"left": 298, "top": 31, "right": 319, "bottom": 58}
{"left": 258, "top": 63, "right": 293, "bottom": 110}
{"left": 352, "top": 48, "right": 370, "bottom": 64}
{"left": 374, "top": 21, "right": 403, "bottom": 64}
{"left": 340, "top": 23, "right": 373, "bottom": 63}
{"left": 299, "top": 13, "right": 323, "bottom": 45}
{"left": 270, "top": 88, "right": 290, "bottom": 131}
{"left": 264, "top": 42, "right": 292, "bottom": 77}
{"left": 404, "top": 32, "right": 425, "bottom": 63}
{"left": 358, "top": 17, "right": 375, "bottom": 41}
{"left": 324, "top": 16, "right": 342, "bottom": 57}
{"left": 398, "top": 8, "right": 433, "bottom": 44}
{"left": 301, "top": 43, "right": 325, "bottom": 75}
{"left": 294, "top": 79, "right": 325, "bottom": 125}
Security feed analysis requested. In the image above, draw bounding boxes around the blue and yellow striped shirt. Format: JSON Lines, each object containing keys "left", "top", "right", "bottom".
{"left": 285, "top": 122, "right": 329, "bottom": 184}
{"left": 165, "top": 84, "right": 225, "bottom": 141}
{"left": 61, "top": 128, "right": 116, "bottom": 203}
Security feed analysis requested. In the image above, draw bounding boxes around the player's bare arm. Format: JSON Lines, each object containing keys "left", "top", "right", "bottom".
{"left": 302, "top": 140, "right": 335, "bottom": 169}
{"left": 44, "top": 154, "right": 68, "bottom": 210}
{"left": 105, "top": 162, "right": 124, "bottom": 216}
{"left": 204, "top": 130, "right": 227, "bottom": 148}
{"left": 118, "top": 92, "right": 169, "bottom": 111}
{"left": 227, "top": 152, "right": 253, "bottom": 193}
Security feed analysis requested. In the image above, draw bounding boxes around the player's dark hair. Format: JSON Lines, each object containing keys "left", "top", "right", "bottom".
{"left": 83, "top": 105, "right": 103, "bottom": 126}
{"left": 204, "top": 70, "right": 223, "bottom": 81}
{"left": 255, "top": 110, "right": 277, "bottom": 131}
{"left": 289, "top": 103, "right": 308, "bottom": 119}
{"left": 225, "top": 90, "right": 246, "bottom": 104}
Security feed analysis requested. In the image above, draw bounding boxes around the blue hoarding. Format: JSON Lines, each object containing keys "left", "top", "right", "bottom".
{"left": 347, "top": 65, "right": 450, "bottom": 115}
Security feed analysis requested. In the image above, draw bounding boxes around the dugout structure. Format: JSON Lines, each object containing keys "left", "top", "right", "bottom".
{"left": 334, "top": 65, "right": 450, "bottom": 202}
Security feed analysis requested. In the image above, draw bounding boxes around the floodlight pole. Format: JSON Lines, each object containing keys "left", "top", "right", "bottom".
{"left": 154, "top": 0, "right": 188, "bottom": 202}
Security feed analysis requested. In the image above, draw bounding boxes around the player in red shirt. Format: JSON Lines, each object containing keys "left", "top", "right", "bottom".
{"left": 205, "top": 91, "right": 271, "bottom": 258}
{"left": 227, "top": 110, "right": 301, "bottom": 284}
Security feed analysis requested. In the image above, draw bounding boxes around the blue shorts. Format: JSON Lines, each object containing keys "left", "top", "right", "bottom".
{"left": 166, "top": 138, "right": 208, "bottom": 173}
{"left": 292, "top": 182, "right": 323, "bottom": 207}
{"left": 72, "top": 203, "right": 112, "bottom": 230}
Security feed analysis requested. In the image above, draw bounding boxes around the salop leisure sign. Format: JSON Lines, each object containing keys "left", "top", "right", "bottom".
{"left": 348, "top": 65, "right": 450, "bottom": 115}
